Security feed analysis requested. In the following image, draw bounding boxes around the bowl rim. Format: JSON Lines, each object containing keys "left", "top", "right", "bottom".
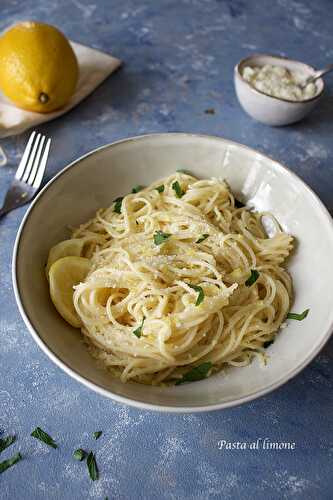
{"left": 12, "top": 132, "right": 333, "bottom": 413}
{"left": 235, "top": 53, "right": 324, "bottom": 104}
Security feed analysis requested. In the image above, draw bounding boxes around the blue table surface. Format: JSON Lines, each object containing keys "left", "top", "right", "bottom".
{"left": 1, "top": 0, "right": 333, "bottom": 498}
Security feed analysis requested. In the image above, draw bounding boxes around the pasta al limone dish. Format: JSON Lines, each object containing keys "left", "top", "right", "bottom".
{"left": 46, "top": 172, "right": 294, "bottom": 386}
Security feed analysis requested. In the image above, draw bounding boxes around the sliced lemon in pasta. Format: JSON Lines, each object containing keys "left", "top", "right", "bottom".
{"left": 46, "top": 238, "right": 85, "bottom": 277}
{"left": 49, "top": 256, "right": 90, "bottom": 328}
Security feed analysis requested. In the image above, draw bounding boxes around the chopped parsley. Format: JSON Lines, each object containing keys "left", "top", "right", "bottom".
{"left": 113, "top": 197, "right": 124, "bottom": 214}
{"left": 234, "top": 198, "right": 245, "bottom": 208}
{"left": 176, "top": 362, "right": 212, "bottom": 385}
{"left": 153, "top": 230, "right": 171, "bottom": 245}
{"left": 131, "top": 185, "right": 144, "bottom": 193}
{"left": 0, "top": 452, "right": 22, "bottom": 474}
{"left": 133, "top": 317, "right": 145, "bottom": 338}
{"left": 0, "top": 435, "right": 16, "bottom": 454}
{"left": 93, "top": 431, "right": 102, "bottom": 440}
{"left": 172, "top": 180, "right": 185, "bottom": 198}
{"left": 196, "top": 234, "right": 209, "bottom": 244}
{"left": 31, "top": 427, "right": 57, "bottom": 449}
{"left": 287, "top": 309, "right": 309, "bottom": 321}
{"left": 156, "top": 184, "right": 165, "bottom": 193}
{"left": 87, "top": 451, "right": 98, "bottom": 481}
{"left": 73, "top": 448, "right": 86, "bottom": 461}
{"left": 245, "top": 270, "right": 259, "bottom": 287}
{"left": 187, "top": 283, "right": 204, "bottom": 306}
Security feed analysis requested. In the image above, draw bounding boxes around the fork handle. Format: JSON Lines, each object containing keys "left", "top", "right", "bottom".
{"left": 0, "top": 206, "right": 12, "bottom": 219}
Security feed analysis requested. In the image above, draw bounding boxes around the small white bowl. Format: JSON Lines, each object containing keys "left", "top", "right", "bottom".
{"left": 234, "top": 54, "right": 324, "bottom": 126}
{"left": 12, "top": 133, "right": 333, "bottom": 412}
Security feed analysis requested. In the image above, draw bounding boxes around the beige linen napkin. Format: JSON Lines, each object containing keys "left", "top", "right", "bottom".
{"left": 0, "top": 41, "right": 122, "bottom": 138}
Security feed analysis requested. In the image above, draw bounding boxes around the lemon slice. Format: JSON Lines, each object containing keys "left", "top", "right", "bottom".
{"left": 46, "top": 239, "right": 85, "bottom": 277}
{"left": 49, "top": 256, "right": 90, "bottom": 328}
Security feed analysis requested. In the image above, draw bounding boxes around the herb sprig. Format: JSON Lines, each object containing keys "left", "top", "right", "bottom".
{"left": 31, "top": 427, "right": 57, "bottom": 449}
{"left": 156, "top": 184, "right": 165, "bottom": 193}
{"left": 176, "top": 362, "right": 212, "bottom": 385}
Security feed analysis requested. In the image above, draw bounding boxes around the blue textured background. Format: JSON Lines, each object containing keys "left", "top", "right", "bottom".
{"left": 1, "top": 1, "right": 332, "bottom": 498}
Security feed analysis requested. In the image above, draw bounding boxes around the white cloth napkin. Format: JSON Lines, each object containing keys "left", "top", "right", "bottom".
{"left": 0, "top": 41, "right": 122, "bottom": 138}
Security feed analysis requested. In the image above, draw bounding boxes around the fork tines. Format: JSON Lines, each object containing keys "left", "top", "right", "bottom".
{"left": 15, "top": 131, "right": 51, "bottom": 189}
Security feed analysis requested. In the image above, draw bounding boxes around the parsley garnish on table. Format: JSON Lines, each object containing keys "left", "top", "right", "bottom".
{"left": 87, "top": 451, "right": 99, "bottom": 481}
{"left": 0, "top": 435, "right": 16, "bottom": 454}
{"left": 31, "top": 427, "right": 57, "bottom": 449}
{"left": 0, "top": 452, "right": 22, "bottom": 474}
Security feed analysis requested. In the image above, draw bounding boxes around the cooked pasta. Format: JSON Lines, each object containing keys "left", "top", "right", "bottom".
{"left": 49, "top": 172, "right": 294, "bottom": 385}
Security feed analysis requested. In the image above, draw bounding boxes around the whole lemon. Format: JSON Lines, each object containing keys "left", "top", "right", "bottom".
{"left": 0, "top": 21, "right": 79, "bottom": 113}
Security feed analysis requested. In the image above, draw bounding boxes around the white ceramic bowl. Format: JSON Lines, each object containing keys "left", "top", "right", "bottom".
{"left": 234, "top": 54, "right": 324, "bottom": 126}
{"left": 13, "top": 133, "right": 333, "bottom": 412}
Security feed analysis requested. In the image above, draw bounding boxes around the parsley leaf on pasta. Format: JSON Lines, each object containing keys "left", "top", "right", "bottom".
{"left": 153, "top": 231, "right": 171, "bottom": 245}
{"left": 234, "top": 198, "right": 245, "bottom": 208}
{"left": 245, "top": 270, "right": 259, "bottom": 287}
{"left": 113, "top": 197, "right": 124, "bottom": 214}
{"left": 176, "top": 169, "right": 191, "bottom": 175}
{"left": 196, "top": 234, "right": 209, "bottom": 244}
{"left": 287, "top": 309, "right": 309, "bottom": 321}
{"left": 172, "top": 181, "right": 185, "bottom": 198}
{"left": 133, "top": 317, "right": 145, "bottom": 338}
{"left": 156, "top": 184, "right": 165, "bottom": 193}
{"left": 131, "top": 185, "right": 145, "bottom": 194}
{"left": 176, "top": 362, "right": 212, "bottom": 385}
{"left": 187, "top": 283, "right": 204, "bottom": 306}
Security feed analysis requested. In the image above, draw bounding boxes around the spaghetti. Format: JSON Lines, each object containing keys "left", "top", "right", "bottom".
{"left": 52, "top": 172, "right": 294, "bottom": 385}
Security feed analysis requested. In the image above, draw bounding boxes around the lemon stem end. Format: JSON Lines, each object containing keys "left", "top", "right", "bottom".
{"left": 39, "top": 92, "right": 49, "bottom": 104}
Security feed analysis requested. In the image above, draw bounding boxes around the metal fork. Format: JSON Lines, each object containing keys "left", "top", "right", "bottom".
{"left": 0, "top": 131, "right": 51, "bottom": 219}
